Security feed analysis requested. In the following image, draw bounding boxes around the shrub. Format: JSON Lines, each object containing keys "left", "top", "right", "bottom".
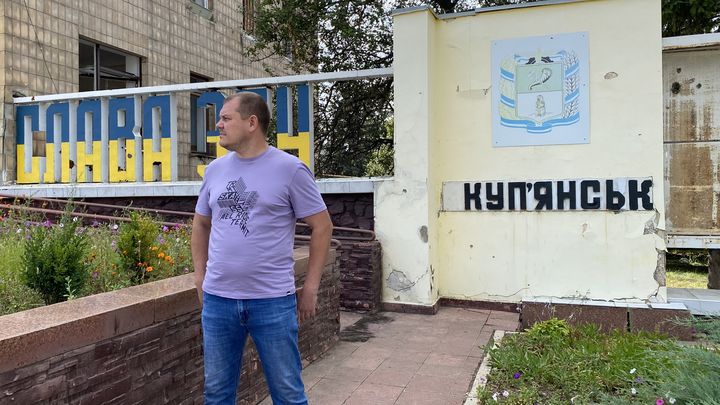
{"left": 22, "top": 214, "right": 89, "bottom": 304}
{"left": 117, "top": 211, "right": 160, "bottom": 283}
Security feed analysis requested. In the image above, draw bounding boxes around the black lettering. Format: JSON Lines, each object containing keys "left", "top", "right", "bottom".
{"left": 464, "top": 183, "right": 481, "bottom": 210}
{"left": 628, "top": 179, "right": 653, "bottom": 210}
{"left": 580, "top": 180, "right": 601, "bottom": 209}
{"left": 485, "top": 182, "right": 504, "bottom": 210}
{"left": 508, "top": 182, "right": 527, "bottom": 210}
{"left": 534, "top": 181, "right": 553, "bottom": 210}
{"left": 556, "top": 181, "right": 576, "bottom": 210}
{"left": 606, "top": 180, "right": 626, "bottom": 210}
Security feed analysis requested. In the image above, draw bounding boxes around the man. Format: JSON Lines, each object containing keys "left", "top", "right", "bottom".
{"left": 191, "top": 92, "right": 332, "bottom": 405}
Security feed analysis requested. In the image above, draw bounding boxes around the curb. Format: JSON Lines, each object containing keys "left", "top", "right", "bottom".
{"left": 464, "top": 330, "right": 507, "bottom": 405}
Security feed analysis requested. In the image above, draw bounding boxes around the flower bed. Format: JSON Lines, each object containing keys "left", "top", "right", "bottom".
{"left": 475, "top": 318, "right": 720, "bottom": 404}
{"left": 0, "top": 209, "right": 192, "bottom": 316}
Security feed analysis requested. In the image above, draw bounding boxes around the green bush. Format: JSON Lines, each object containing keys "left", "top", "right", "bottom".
{"left": 22, "top": 215, "right": 89, "bottom": 304}
{"left": 117, "top": 211, "right": 159, "bottom": 283}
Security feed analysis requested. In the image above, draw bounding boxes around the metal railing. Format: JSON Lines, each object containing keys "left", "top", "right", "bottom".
{"left": 10, "top": 68, "right": 393, "bottom": 185}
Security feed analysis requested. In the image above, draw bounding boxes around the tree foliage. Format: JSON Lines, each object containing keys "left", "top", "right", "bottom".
{"left": 662, "top": 0, "right": 720, "bottom": 36}
{"left": 249, "top": 0, "right": 394, "bottom": 176}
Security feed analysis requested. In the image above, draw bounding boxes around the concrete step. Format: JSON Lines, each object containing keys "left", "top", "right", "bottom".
{"left": 668, "top": 288, "right": 720, "bottom": 315}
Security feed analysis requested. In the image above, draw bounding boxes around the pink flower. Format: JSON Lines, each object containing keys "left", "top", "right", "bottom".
{"left": 656, "top": 399, "right": 664, "bottom": 405}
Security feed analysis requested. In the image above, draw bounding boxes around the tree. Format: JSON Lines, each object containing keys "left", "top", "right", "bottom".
{"left": 249, "top": 0, "right": 394, "bottom": 177}
{"left": 662, "top": 0, "right": 720, "bottom": 37}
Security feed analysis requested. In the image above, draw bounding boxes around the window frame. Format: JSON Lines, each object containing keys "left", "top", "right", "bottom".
{"left": 79, "top": 38, "right": 142, "bottom": 92}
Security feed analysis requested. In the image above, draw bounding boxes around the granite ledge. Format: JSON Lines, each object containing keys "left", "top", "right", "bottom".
{"left": 0, "top": 247, "right": 335, "bottom": 374}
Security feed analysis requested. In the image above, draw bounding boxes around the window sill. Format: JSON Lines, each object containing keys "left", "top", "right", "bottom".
{"left": 187, "top": 2, "right": 214, "bottom": 22}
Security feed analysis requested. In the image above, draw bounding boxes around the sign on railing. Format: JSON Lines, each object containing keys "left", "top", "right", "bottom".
{"left": 12, "top": 69, "right": 393, "bottom": 184}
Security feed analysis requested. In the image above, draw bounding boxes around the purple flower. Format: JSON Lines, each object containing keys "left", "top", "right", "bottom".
{"left": 635, "top": 377, "right": 643, "bottom": 383}
{"left": 162, "top": 225, "right": 169, "bottom": 233}
{"left": 91, "top": 220, "right": 100, "bottom": 227}
{"left": 158, "top": 237, "right": 165, "bottom": 244}
{"left": 513, "top": 372, "right": 522, "bottom": 379}
{"left": 92, "top": 271, "right": 99, "bottom": 279}
{"left": 42, "top": 219, "right": 52, "bottom": 228}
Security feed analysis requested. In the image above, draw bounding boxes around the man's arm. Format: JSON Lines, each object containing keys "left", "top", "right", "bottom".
{"left": 191, "top": 213, "right": 212, "bottom": 306}
{"left": 297, "top": 209, "right": 333, "bottom": 323}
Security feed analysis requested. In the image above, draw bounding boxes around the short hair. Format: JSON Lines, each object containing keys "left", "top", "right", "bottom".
{"left": 224, "top": 92, "right": 271, "bottom": 134}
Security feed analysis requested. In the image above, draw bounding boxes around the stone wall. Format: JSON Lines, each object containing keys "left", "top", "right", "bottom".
{"left": 337, "top": 241, "right": 382, "bottom": 312}
{"left": 0, "top": 248, "right": 339, "bottom": 404}
{"left": 65, "top": 193, "right": 375, "bottom": 230}
{"left": 324, "top": 193, "right": 374, "bottom": 230}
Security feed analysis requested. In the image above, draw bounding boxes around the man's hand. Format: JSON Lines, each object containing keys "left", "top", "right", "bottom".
{"left": 297, "top": 287, "right": 318, "bottom": 323}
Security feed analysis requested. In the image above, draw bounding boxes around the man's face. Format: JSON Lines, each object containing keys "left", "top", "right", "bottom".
{"left": 216, "top": 98, "right": 253, "bottom": 151}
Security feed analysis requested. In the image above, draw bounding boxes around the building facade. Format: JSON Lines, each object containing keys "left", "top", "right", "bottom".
{"left": 0, "top": 0, "right": 289, "bottom": 183}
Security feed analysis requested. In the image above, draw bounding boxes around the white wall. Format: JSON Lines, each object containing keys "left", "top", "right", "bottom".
{"left": 378, "top": 0, "right": 666, "bottom": 307}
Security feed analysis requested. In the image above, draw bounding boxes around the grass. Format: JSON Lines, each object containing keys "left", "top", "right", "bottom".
{"left": 666, "top": 249, "right": 709, "bottom": 289}
{"left": 666, "top": 269, "right": 708, "bottom": 289}
{"left": 0, "top": 208, "right": 192, "bottom": 316}
{"left": 477, "top": 318, "right": 720, "bottom": 405}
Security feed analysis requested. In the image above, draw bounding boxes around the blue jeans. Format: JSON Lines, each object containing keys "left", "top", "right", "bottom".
{"left": 202, "top": 292, "right": 307, "bottom": 405}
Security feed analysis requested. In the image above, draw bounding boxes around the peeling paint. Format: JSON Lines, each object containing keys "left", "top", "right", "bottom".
{"left": 604, "top": 71, "right": 618, "bottom": 79}
{"left": 419, "top": 225, "right": 428, "bottom": 243}
{"left": 653, "top": 248, "right": 666, "bottom": 286}
{"left": 643, "top": 210, "right": 666, "bottom": 239}
{"left": 387, "top": 269, "right": 416, "bottom": 291}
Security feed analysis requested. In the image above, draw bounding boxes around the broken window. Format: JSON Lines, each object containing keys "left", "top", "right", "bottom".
{"left": 79, "top": 39, "right": 141, "bottom": 92}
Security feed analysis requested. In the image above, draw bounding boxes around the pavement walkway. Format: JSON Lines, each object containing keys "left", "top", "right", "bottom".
{"left": 262, "top": 306, "right": 520, "bottom": 405}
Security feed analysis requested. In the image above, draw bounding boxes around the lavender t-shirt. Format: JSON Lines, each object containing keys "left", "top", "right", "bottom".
{"left": 195, "top": 147, "right": 327, "bottom": 299}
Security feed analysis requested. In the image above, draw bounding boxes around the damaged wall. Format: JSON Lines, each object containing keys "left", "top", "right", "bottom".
{"left": 663, "top": 44, "right": 720, "bottom": 235}
{"left": 380, "top": 0, "right": 666, "bottom": 307}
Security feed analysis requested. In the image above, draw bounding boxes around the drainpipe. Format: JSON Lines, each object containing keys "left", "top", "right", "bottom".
{"left": 0, "top": 101, "right": 6, "bottom": 184}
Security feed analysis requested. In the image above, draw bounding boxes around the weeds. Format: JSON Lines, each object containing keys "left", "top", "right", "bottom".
{"left": 0, "top": 206, "right": 191, "bottom": 315}
{"left": 478, "top": 318, "right": 720, "bottom": 405}
{"left": 21, "top": 212, "right": 89, "bottom": 304}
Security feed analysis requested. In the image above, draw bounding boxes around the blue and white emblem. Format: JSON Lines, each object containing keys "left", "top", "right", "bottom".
{"left": 500, "top": 52, "right": 579, "bottom": 133}
{"left": 492, "top": 33, "right": 589, "bottom": 147}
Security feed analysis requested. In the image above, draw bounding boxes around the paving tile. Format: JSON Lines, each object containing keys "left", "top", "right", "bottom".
{"left": 300, "top": 364, "right": 325, "bottom": 390}
{"left": 343, "top": 382, "right": 404, "bottom": 405}
{"left": 433, "top": 338, "right": 478, "bottom": 356}
{"left": 423, "top": 353, "right": 467, "bottom": 367}
{"left": 405, "top": 374, "right": 462, "bottom": 394}
{"left": 395, "top": 388, "right": 467, "bottom": 405}
{"left": 324, "top": 365, "right": 374, "bottom": 383}
{"left": 340, "top": 311, "right": 364, "bottom": 329}
{"left": 351, "top": 344, "right": 395, "bottom": 359}
{"left": 384, "top": 348, "right": 430, "bottom": 364}
{"left": 365, "top": 366, "right": 416, "bottom": 387}
{"left": 306, "top": 377, "right": 360, "bottom": 404}
{"left": 340, "top": 352, "right": 386, "bottom": 370}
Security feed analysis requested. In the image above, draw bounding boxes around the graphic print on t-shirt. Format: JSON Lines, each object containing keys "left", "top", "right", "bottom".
{"left": 217, "top": 177, "right": 259, "bottom": 236}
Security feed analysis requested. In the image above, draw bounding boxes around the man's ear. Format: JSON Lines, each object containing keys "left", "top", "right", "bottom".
{"left": 248, "top": 115, "right": 259, "bottom": 131}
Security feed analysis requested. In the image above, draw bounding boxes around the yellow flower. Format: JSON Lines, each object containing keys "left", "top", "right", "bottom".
{"left": 151, "top": 246, "right": 158, "bottom": 251}
{"left": 158, "top": 252, "right": 165, "bottom": 259}
{"left": 164, "top": 255, "right": 173, "bottom": 262}
{"left": 146, "top": 266, "right": 154, "bottom": 272}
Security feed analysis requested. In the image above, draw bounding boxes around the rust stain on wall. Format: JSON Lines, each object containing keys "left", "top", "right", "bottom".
{"left": 663, "top": 49, "right": 720, "bottom": 235}
{"left": 667, "top": 144, "right": 712, "bottom": 187}
{"left": 666, "top": 186, "right": 713, "bottom": 232}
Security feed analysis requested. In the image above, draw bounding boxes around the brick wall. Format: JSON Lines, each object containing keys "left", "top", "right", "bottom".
{"left": 337, "top": 241, "right": 382, "bottom": 312}
{"left": 0, "top": 0, "right": 290, "bottom": 180}
{"left": 0, "top": 248, "right": 339, "bottom": 404}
